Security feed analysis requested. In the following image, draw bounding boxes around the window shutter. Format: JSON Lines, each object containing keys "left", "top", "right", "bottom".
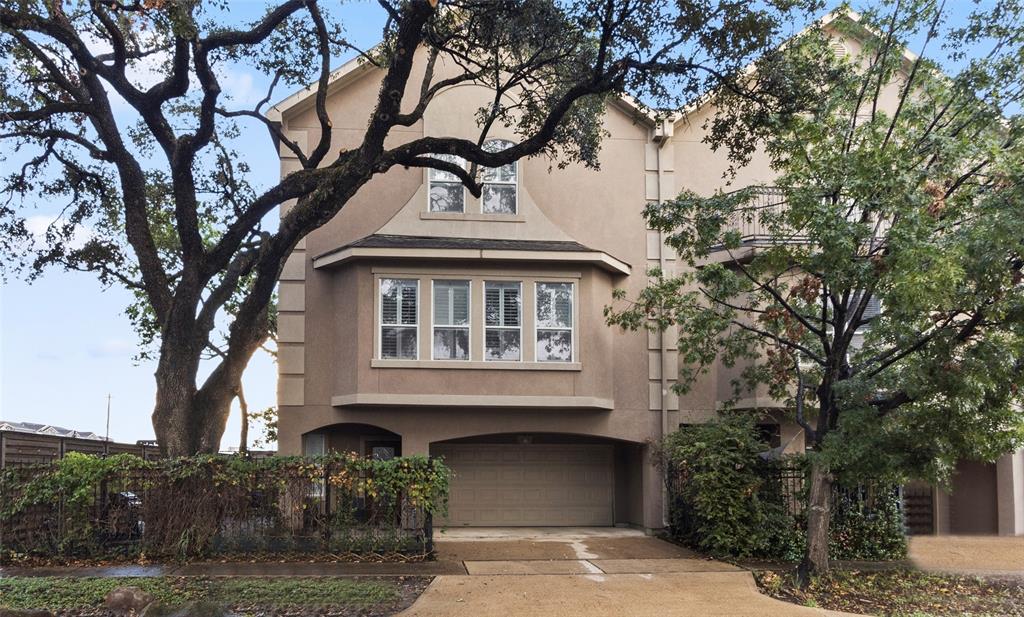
{"left": 400, "top": 283, "right": 417, "bottom": 325}
{"left": 502, "top": 287, "right": 520, "bottom": 326}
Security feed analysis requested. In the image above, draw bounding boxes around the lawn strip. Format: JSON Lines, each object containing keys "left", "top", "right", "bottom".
{"left": 0, "top": 575, "right": 429, "bottom": 616}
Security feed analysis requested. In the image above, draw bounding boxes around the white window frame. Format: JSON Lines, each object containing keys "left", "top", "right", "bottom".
{"left": 378, "top": 278, "right": 420, "bottom": 360}
{"left": 303, "top": 433, "right": 327, "bottom": 497}
{"left": 426, "top": 154, "right": 467, "bottom": 213}
{"left": 431, "top": 279, "right": 472, "bottom": 361}
{"left": 534, "top": 281, "right": 575, "bottom": 363}
{"left": 481, "top": 139, "right": 518, "bottom": 215}
{"left": 484, "top": 280, "right": 523, "bottom": 362}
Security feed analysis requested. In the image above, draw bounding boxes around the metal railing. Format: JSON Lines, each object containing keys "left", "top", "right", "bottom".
{"left": 1, "top": 458, "right": 434, "bottom": 560}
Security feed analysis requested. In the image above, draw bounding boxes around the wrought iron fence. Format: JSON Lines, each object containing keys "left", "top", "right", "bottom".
{"left": 0, "top": 456, "right": 437, "bottom": 561}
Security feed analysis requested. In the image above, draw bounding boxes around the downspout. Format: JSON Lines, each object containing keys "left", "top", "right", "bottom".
{"left": 653, "top": 118, "right": 674, "bottom": 528}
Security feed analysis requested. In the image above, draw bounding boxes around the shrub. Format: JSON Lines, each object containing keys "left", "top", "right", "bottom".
{"left": 829, "top": 486, "right": 907, "bottom": 561}
{"left": 660, "top": 415, "right": 788, "bottom": 558}
{"left": 660, "top": 416, "right": 906, "bottom": 561}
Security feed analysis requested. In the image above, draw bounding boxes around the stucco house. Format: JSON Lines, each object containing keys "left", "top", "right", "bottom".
{"left": 269, "top": 12, "right": 1023, "bottom": 535}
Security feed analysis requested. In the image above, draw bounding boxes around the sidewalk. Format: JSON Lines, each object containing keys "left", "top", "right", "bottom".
{"left": 909, "top": 536, "right": 1024, "bottom": 578}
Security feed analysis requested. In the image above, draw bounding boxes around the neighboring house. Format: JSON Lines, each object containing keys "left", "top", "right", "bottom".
{"left": 0, "top": 421, "right": 106, "bottom": 441}
{"left": 270, "top": 11, "right": 1023, "bottom": 535}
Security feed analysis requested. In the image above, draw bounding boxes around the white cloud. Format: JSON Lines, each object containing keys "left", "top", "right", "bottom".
{"left": 25, "top": 215, "right": 93, "bottom": 251}
{"left": 217, "top": 68, "right": 262, "bottom": 107}
{"left": 81, "top": 31, "right": 172, "bottom": 92}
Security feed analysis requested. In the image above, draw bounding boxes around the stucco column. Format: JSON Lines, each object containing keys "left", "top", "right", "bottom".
{"left": 641, "top": 446, "right": 664, "bottom": 532}
{"left": 996, "top": 448, "right": 1024, "bottom": 536}
{"left": 276, "top": 406, "right": 304, "bottom": 455}
{"left": 403, "top": 435, "right": 431, "bottom": 457}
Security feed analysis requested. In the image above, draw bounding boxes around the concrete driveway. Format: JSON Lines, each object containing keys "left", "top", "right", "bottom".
{"left": 398, "top": 528, "right": 855, "bottom": 616}
{"left": 909, "top": 536, "right": 1024, "bottom": 578}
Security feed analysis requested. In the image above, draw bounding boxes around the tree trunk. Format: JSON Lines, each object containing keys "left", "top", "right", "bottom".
{"left": 152, "top": 341, "right": 206, "bottom": 457}
{"left": 798, "top": 460, "right": 832, "bottom": 584}
{"left": 152, "top": 304, "right": 271, "bottom": 457}
{"left": 237, "top": 383, "right": 249, "bottom": 455}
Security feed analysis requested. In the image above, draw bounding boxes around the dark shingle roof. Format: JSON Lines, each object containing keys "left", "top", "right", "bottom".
{"left": 317, "top": 234, "right": 595, "bottom": 260}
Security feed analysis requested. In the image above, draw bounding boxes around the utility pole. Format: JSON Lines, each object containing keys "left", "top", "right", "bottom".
{"left": 105, "top": 394, "right": 111, "bottom": 443}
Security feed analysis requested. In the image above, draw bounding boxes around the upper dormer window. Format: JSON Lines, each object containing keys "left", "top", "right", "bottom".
{"left": 481, "top": 139, "right": 517, "bottom": 214}
{"left": 428, "top": 154, "right": 466, "bottom": 213}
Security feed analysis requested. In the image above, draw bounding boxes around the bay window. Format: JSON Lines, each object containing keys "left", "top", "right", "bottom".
{"left": 380, "top": 278, "right": 418, "bottom": 359}
{"left": 433, "top": 280, "right": 470, "bottom": 360}
{"left": 535, "top": 282, "right": 574, "bottom": 362}
{"left": 484, "top": 281, "right": 522, "bottom": 361}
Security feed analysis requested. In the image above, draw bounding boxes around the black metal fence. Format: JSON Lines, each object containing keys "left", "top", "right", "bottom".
{"left": 0, "top": 456, "right": 437, "bottom": 561}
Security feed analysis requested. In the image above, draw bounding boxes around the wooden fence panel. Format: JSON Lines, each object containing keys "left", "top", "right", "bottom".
{"left": 0, "top": 433, "right": 62, "bottom": 467}
{"left": 0, "top": 431, "right": 159, "bottom": 468}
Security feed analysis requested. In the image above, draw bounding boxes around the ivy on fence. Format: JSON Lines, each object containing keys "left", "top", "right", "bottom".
{"left": 0, "top": 452, "right": 450, "bottom": 562}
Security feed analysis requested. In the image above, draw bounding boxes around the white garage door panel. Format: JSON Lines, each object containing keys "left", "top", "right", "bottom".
{"left": 435, "top": 443, "right": 614, "bottom": 526}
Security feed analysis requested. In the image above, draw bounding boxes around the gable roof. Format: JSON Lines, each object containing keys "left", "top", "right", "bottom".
{"left": 266, "top": 9, "right": 877, "bottom": 129}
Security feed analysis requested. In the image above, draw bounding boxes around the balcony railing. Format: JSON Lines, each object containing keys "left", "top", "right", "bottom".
{"left": 718, "top": 186, "right": 794, "bottom": 247}
{"left": 710, "top": 187, "right": 886, "bottom": 256}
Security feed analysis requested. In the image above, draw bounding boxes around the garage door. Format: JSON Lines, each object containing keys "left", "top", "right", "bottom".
{"left": 432, "top": 443, "right": 614, "bottom": 526}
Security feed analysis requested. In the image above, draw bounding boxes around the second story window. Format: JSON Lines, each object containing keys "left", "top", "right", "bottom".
{"left": 428, "top": 154, "right": 466, "bottom": 213}
{"left": 433, "top": 280, "right": 470, "bottom": 360}
{"left": 380, "top": 278, "right": 418, "bottom": 359}
{"left": 535, "top": 282, "right": 573, "bottom": 362}
{"left": 481, "top": 139, "right": 517, "bottom": 214}
{"left": 484, "top": 281, "right": 521, "bottom": 361}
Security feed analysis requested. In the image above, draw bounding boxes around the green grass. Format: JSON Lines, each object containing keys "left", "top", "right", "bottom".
{"left": 0, "top": 577, "right": 400, "bottom": 611}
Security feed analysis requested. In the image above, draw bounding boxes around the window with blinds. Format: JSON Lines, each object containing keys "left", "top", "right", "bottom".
{"left": 481, "top": 139, "right": 517, "bottom": 214}
{"left": 428, "top": 154, "right": 466, "bottom": 212}
{"left": 484, "top": 281, "right": 521, "bottom": 361}
{"left": 535, "top": 282, "right": 573, "bottom": 362}
{"left": 433, "top": 280, "right": 470, "bottom": 360}
{"left": 380, "top": 278, "right": 418, "bottom": 359}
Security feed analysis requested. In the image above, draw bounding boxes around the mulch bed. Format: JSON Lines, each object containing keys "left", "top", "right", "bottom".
{"left": 754, "top": 568, "right": 1024, "bottom": 616}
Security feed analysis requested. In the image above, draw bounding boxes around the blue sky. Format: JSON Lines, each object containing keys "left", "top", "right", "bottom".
{"left": 0, "top": 0, "right": 984, "bottom": 449}
{"left": 0, "top": 0, "right": 385, "bottom": 448}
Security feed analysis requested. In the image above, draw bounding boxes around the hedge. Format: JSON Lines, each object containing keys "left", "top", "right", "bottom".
{"left": 0, "top": 452, "right": 450, "bottom": 562}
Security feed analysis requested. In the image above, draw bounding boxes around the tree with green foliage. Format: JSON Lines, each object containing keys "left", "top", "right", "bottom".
{"left": 607, "top": 2, "right": 1024, "bottom": 579}
{"left": 0, "top": 0, "right": 817, "bottom": 455}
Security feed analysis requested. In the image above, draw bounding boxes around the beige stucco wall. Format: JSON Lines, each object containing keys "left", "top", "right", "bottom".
{"left": 274, "top": 47, "right": 673, "bottom": 529}
{"left": 272, "top": 28, "right": 923, "bottom": 530}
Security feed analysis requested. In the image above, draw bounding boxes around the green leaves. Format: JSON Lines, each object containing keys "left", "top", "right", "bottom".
{"left": 660, "top": 415, "right": 788, "bottom": 558}
{"left": 608, "top": 3, "right": 1024, "bottom": 487}
{"left": 1, "top": 453, "right": 452, "bottom": 560}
